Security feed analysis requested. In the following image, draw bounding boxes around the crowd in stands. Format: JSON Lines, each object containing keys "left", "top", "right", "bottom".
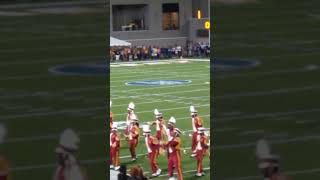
{"left": 110, "top": 42, "right": 210, "bottom": 61}
{"left": 118, "top": 165, "right": 148, "bottom": 180}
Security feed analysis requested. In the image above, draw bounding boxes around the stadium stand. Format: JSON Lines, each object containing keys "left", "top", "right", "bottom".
{"left": 110, "top": 41, "right": 210, "bottom": 61}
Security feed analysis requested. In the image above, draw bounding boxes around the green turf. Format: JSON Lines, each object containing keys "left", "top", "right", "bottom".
{"left": 110, "top": 60, "right": 211, "bottom": 179}
{"left": 1, "top": 0, "right": 320, "bottom": 179}
{"left": 214, "top": 0, "right": 320, "bottom": 179}
{"left": 0, "top": 3, "right": 107, "bottom": 180}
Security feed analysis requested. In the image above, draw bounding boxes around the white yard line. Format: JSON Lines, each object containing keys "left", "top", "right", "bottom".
{"left": 0, "top": 86, "right": 105, "bottom": 99}
{"left": 218, "top": 108, "right": 320, "bottom": 122}
{"left": 215, "top": 85, "right": 320, "bottom": 99}
{"left": 1, "top": 106, "right": 105, "bottom": 120}
{"left": 111, "top": 88, "right": 209, "bottom": 100}
{"left": 216, "top": 66, "right": 317, "bottom": 79}
{"left": 111, "top": 61, "right": 208, "bottom": 75}
{"left": 216, "top": 134, "right": 320, "bottom": 150}
{"left": 110, "top": 70, "right": 209, "bottom": 80}
{"left": 4, "top": 130, "right": 103, "bottom": 143}
{"left": 112, "top": 104, "right": 209, "bottom": 116}
{"left": 0, "top": 55, "right": 105, "bottom": 67}
{"left": 110, "top": 75, "right": 208, "bottom": 85}
{"left": 111, "top": 95, "right": 210, "bottom": 108}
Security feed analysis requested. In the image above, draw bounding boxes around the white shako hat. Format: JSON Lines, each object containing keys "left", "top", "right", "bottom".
{"left": 256, "top": 139, "right": 279, "bottom": 168}
{"left": 168, "top": 116, "right": 176, "bottom": 125}
{"left": 55, "top": 129, "right": 80, "bottom": 153}
{"left": 154, "top": 109, "right": 163, "bottom": 118}
{"left": 127, "top": 102, "right": 135, "bottom": 110}
{"left": 142, "top": 125, "right": 151, "bottom": 133}
{"left": 111, "top": 123, "right": 118, "bottom": 131}
{"left": 0, "top": 123, "right": 7, "bottom": 144}
{"left": 190, "top": 105, "right": 198, "bottom": 115}
{"left": 110, "top": 101, "right": 112, "bottom": 108}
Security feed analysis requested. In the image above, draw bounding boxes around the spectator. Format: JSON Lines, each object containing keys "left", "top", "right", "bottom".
{"left": 128, "top": 166, "right": 148, "bottom": 180}
{"left": 118, "top": 165, "right": 130, "bottom": 180}
{"left": 110, "top": 41, "right": 210, "bottom": 62}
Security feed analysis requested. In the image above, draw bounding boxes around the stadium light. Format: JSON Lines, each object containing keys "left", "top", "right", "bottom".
{"left": 197, "top": 10, "right": 201, "bottom": 19}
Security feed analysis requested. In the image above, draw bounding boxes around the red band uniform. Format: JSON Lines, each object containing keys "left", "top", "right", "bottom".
{"left": 191, "top": 112, "right": 203, "bottom": 154}
{"left": 128, "top": 118, "right": 139, "bottom": 161}
{"left": 165, "top": 128, "right": 183, "bottom": 180}
{"left": 110, "top": 125, "right": 120, "bottom": 170}
{"left": 143, "top": 125, "right": 162, "bottom": 177}
{"left": 195, "top": 128, "right": 209, "bottom": 176}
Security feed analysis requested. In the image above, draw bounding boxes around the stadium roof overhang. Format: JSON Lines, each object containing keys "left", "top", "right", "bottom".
{"left": 110, "top": 36, "right": 131, "bottom": 47}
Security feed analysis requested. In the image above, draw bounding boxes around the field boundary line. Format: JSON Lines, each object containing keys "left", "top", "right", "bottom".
{"left": 216, "top": 85, "right": 320, "bottom": 100}
{"left": 111, "top": 82, "right": 209, "bottom": 94}
{"left": 111, "top": 88, "right": 209, "bottom": 100}
{"left": 110, "top": 74, "right": 208, "bottom": 84}
{"left": 112, "top": 104, "right": 209, "bottom": 116}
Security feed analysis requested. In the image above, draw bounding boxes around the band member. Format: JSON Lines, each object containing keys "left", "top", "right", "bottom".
{"left": 0, "top": 124, "right": 9, "bottom": 180}
{"left": 148, "top": 109, "right": 166, "bottom": 142}
{"left": 166, "top": 117, "right": 176, "bottom": 139}
{"left": 164, "top": 128, "right": 183, "bottom": 180}
{"left": 53, "top": 129, "right": 87, "bottom": 180}
{"left": 190, "top": 106, "right": 203, "bottom": 157}
{"left": 126, "top": 115, "right": 139, "bottom": 161}
{"left": 125, "top": 102, "right": 136, "bottom": 135}
{"left": 195, "top": 127, "right": 209, "bottom": 177}
{"left": 142, "top": 125, "right": 162, "bottom": 177}
{"left": 110, "top": 124, "right": 120, "bottom": 170}
{"left": 256, "top": 139, "right": 291, "bottom": 180}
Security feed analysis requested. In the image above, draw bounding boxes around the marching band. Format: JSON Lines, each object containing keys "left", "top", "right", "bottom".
{"left": 109, "top": 101, "right": 210, "bottom": 179}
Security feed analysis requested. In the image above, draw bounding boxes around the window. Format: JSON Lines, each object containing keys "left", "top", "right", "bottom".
{"left": 112, "top": 4, "right": 148, "bottom": 31}
{"left": 162, "top": 3, "right": 179, "bottom": 30}
{"left": 197, "top": 29, "right": 209, "bottom": 37}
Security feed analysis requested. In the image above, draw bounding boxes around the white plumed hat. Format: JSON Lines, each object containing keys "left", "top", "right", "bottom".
{"left": 190, "top": 105, "right": 198, "bottom": 114}
{"left": 168, "top": 116, "right": 176, "bottom": 124}
{"left": 154, "top": 109, "right": 162, "bottom": 118}
{"left": 58, "top": 129, "right": 80, "bottom": 151}
{"left": 256, "top": 139, "right": 279, "bottom": 168}
{"left": 111, "top": 123, "right": 118, "bottom": 130}
{"left": 143, "top": 125, "right": 151, "bottom": 133}
{"left": 128, "top": 102, "right": 135, "bottom": 110}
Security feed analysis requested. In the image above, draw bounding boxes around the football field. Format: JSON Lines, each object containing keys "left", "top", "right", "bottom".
{"left": 110, "top": 60, "right": 211, "bottom": 179}
{"left": 1, "top": 0, "right": 320, "bottom": 179}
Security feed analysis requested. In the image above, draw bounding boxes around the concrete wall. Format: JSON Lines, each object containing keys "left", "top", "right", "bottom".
{"left": 188, "top": 18, "right": 210, "bottom": 43}
{"left": 110, "top": 0, "right": 192, "bottom": 46}
{"left": 110, "top": 0, "right": 209, "bottom": 46}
